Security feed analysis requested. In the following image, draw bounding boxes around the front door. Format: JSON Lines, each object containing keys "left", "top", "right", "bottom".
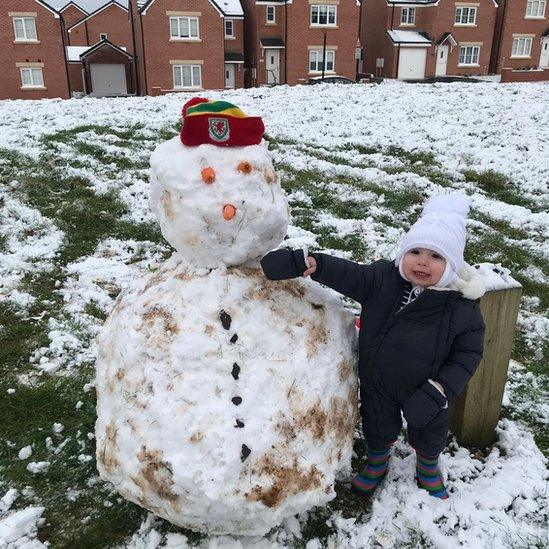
{"left": 90, "top": 63, "right": 127, "bottom": 95}
{"left": 265, "top": 49, "right": 280, "bottom": 84}
{"left": 435, "top": 45, "right": 449, "bottom": 76}
{"left": 225, "top": 64, "right": 235, "bottom": 88}
{"left": 540, "top": 38, "right": 549, "bottom": 68}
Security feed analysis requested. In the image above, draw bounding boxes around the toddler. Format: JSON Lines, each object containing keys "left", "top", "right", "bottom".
{"left": 261, "top": 193, "right": 485, "bottom": 499}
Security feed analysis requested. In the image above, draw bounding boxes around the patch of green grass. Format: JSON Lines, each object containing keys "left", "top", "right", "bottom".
{"left": 338, "top": 143, "right": 381, "bottom": 156}
{"left": 386, "top": 145, "right": 437, "bottom": 167}
{"left": 73, "top": 142, "right": 136, "bottom": 171}
{"left": 463, "top": 169, "right": 541, "bottom": 212}
{"left": 41, "top": 124, "right": 148, "bottom": 147}
{"left": 113, "top": 220, "right": 166, "bottom": 245}
{"left": 21, "top": 174, "right": 127, "bottom": 263}
{"left": 0, "top": 371, "right": 146, "bottom": 548}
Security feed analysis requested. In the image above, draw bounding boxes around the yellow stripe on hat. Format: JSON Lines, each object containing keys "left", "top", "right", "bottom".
{"left": 186, "top": 107, "right": 248, "bottom": 118}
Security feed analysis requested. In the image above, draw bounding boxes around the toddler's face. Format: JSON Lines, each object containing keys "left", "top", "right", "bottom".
{"left": 402, "top": 248, "right": 446, "bottom": 287}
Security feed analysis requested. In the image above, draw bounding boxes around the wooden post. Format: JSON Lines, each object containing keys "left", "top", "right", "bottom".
{"left": 451, "top": 286, "right": 522, "bottom": 448}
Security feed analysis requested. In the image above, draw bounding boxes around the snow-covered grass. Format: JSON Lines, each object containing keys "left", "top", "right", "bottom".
{"left": 0, "top": 82, "right": 547, "bottom": 548}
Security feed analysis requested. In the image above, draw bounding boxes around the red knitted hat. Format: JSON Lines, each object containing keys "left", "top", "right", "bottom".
{"left": 180, "top": 98, "right": 265, "bottom": 147}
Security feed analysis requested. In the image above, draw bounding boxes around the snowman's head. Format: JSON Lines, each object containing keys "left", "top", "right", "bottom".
{"left": 150, "top": 100, "right": 289, "bottom": 268}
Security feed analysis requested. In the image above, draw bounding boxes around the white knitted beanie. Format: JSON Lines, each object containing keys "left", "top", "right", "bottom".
{"left": 395, "top": 193, "right": 470, "bottom": 288}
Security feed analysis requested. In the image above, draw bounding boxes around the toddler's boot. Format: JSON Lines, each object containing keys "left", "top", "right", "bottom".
{"left": 416, "top": 453, "right": 449, "bottom": 499}
{"left": 351, "top": 446, "right": 390, "bottom": 497}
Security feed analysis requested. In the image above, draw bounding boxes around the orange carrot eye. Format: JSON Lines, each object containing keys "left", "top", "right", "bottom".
{"left": 223, "top": 204, "right": 236, "bottom": 220}
{"left": 201, "top": 167, "right": 216, "bottom": 184}
{"left": 237, "top": 161, "right": 252, "bottom": 174}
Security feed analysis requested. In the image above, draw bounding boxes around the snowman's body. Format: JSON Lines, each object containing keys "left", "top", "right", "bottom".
{"left": 95, "top": 132, "right": 358, "bottom": 535}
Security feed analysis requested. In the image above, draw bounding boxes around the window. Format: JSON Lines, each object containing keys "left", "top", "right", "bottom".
{"left": 100, "top": 33, "right": 108, "bottom": 40}
{"left": 401, "top": 7, "right": 415, "bottom": 25}
{"left": 173, "top": 64, "right": 201, "bottom": 88}
{"left": 20, "top": 67, "right": 44, "bottom": 88}
{"left": 526, "top": 1, "right": 546, "bottom": 17}
{"left": 512, "top": 37, "right": 533, "bottom": 57}
{"left": 458, "top": 45, "right": 480, "bottom": 65}
{"left": 455, "top": 7, "right": 477, "bottom": 25}
{"left": 309, "top": 49, "right": 335, "bottom": 72}
{"left": 225, "top": 19, "right": 234, "bottom": 37}
{"left": 170, "top": 17, "right": 199, "bottom": 39}
{"left": 310, "top": 5, "right": 337, "bottom": 26}
{"left": 266, "top": 5, "right": 275, "bottom": 24}
{"left": 13, "top": 17, "right": 38, "bottom": 41}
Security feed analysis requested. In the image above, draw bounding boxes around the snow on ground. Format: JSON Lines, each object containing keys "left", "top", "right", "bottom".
{"left": 0, "top": 82, "right": 548, "bottom": 200}
{"left": 0, "top": 82, "right": 548, "bottom": 547}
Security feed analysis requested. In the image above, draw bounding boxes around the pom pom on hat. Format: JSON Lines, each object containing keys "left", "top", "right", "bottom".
{"left": 180, "top": 98, "right": 265, "bottom": 147}
{"left": 395, "top": 193, "right": 471, "bottom": 287}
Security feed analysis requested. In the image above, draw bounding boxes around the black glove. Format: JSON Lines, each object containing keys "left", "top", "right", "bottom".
{"left": 260, "top": 249, "right": 308, "bottom": 280}
{"left": 402, "top": 380, "right": 448, "bottom": 428}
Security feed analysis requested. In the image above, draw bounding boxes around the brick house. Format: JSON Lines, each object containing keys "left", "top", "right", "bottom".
{"left": 491, "top": 0, "right": 549, "bottom": 73}
{"left": 241, "top": 0, "right": 361, "bottom": 86}
{"left": 63, "top": 1, "right": 136, "bottom": 96}
{"left": 360, "top": 0, "right": 498, "bottom": 80}
{"left": 59, "top": 1, "right": 88, "bottom": 28}
{"left": 131, "top": 0, "right": 245, "bottom": 95}
{"left": 0, "top": 0, "right": 70, "bottom": 99}
{"left": 66, "top": 0, "right": 133, "bottom": 50}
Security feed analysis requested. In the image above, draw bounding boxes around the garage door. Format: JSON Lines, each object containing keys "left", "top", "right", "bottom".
{"left": 90, "top": 64, "right": 127, "bottom": 95}
{"left": 398, "top": 48, "right": 427, "bottom": 80}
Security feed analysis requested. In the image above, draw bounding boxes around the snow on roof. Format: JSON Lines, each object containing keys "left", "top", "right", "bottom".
{"left": 66, "top": 43, "right": 127, "bottom": 60}
{"left": 387, "top": 30, "right": 431, "bottom": 44}
{"left": 66, "top": 45, "right": 91, "bottom": 60}
{"left": 139, "top": 0, "right": 243, "bottom": 16}
{"left": 387, "top": 0, "right": 438, "bottom": 4}
{"left": 45, "top": 0, "right": 127, "bottom": 12}
{"left": 214, "top": 0, "right": 244, "bottom": 16}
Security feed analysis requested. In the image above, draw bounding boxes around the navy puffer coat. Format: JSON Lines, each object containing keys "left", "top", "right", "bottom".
{"left": 311, "top": 254, "right": 486, "bottom": 453}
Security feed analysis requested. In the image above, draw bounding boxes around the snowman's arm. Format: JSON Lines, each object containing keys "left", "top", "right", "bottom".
{"left": 310, "top": 253, "right": 384, "bottom": 304}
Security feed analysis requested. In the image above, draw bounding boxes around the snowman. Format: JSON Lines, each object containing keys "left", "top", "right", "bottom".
{"left": 95, "top": 98, "right": 358, "bottom": 536}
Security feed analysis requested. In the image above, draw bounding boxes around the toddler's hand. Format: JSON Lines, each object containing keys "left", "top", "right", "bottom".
{"left": 303, "top": 256, "right": 317, "bottom": 277}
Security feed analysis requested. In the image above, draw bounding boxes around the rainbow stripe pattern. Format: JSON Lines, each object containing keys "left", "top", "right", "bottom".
{"left": 416, "top": 454, "right": 449, "bottom": 499}
{"left": 351, "top": 447, "right": 390, "bottom": 497}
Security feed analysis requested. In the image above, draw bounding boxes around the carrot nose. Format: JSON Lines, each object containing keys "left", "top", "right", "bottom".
{"left": 223, "top": 204, "right": 236, "bottom": 220}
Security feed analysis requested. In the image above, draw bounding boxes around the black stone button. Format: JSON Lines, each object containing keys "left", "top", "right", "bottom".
{"left": 220, "top": 310, "right": 231, "bottom": 330}
{"left": 230, "top": 333, "right": 238, "bottom": 343}
{"left": 235, "top": 419, "right": 245, "bottom": 428}
{"left": 231, "top": 363, "right": 240, "bottom": 380}
{"left": 231, "top": 396, "right": 242, "bottom": 405}
{"left": 241, "top": 444, "right": 251, "bottom": 462}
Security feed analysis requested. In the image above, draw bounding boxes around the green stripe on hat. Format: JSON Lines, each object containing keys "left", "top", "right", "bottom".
{"left": 187, "top": 101, "right": 240, "bottom": 115}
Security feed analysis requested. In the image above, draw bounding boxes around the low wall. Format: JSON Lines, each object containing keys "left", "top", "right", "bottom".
{"left": 501, "top": 68, "right": 549, "bottom": 83}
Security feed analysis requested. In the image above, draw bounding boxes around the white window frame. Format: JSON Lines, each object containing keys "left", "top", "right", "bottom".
{"left": 308, "top": 49, "right": 335, "bottom": 72}
{"left": 173, "top": 64, "right": 202, "bottom": 89}
{"left": 13, "top": 17, "right": 38, "bottom": 41}
{"left": 458, "top": 45, "right": 480, "bottom": 66}
{"left": 525, "top": 0, "right": 546, "bottom": 17}
{"left": 401, "top": 7, "right": 415, "bottom": 25}
{"left": 20, "top": 67, "right": 44, "bottom": 88}
{"left": 511, "top": 37, "right": 533, "bottom": 57}
{"left": 310, "top": 5, "right": 337, "bottom": 26}
{"left": 224, "top": 19, "right": 234, "bottom": 38}
{"left": 455, "top": 6, "right": 477, "bottom": 25}
{"left": 169, "top": 16, "right": 199, "bottom": 40}
{"left": 266, "top": 5, "right": 276, "bottom": 24}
